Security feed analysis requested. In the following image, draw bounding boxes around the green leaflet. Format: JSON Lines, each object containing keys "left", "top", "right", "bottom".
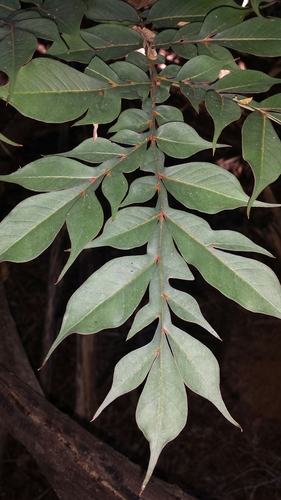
{"left": 165, "top": 316, "right": 240, "bottom": 427}
{"left": 58, "top": 137, "right": 129, "bottom": 163}
{"left": 0, "top": 133, "right": 21, "bottom": 147}
{"left": 205, "top": 90, "right": 241, "bottom": 152}
{"left": 42, "top": 255, "right": 156, "bottom": 364}
{"left": 81, "top": 25, "right": 143, "bottom": 60}
{"left": 177, "top": 56, "right": 226, "bottom": 83}
{"left": 242, "top": 111, "right": 281, "bottom": 215}
{"left": 212, "top": 70, "right": 281, "bottom": 94}
{"left": 92, "top": 333, "right": 160, "bottom": 421}
{"left": 136, "top": 333, "right": 187, "bottom": 493}
{"left": 147, "top": 0, "right": 239, "bottom": 27}
{"left": 59, "top": 184, "right": 104, "bottom": 281}
{"left": 161, "top": 162, "right": 277, "bottom": 213}
{"left": 155, "top": 122, "right": 217, "bottom": 158}
{"left": 212, "top": 17, "right": 281, "bottom": 57}
{"left": 165, "top": 208, "right": 281, "bottom": 319}
{"left": 0, "top": 184, "right": 86, "bottom": 263}
{"left": 86, "top": 0, "right": 139, "bottom": 24}
{"left": 85, "top": 207, "right": 159, "bottom": 250}
{"left": 0, "top": 157, "right": 98, "bottom": 191}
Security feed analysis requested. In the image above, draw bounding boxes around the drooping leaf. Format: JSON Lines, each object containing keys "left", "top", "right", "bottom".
{"left": 92, "top": 334, "right": 160, "bottom": 421}
{"left": 43, "top": 254, "right": 156, "bottom": 363}
{"left": 165, "top": 317, "right": 240, "bottom": 427}
{"left": 205, "top": 90, "right": 241, "bottom": 151}
{"left": 59, "top": 184, "right": 104, "bottom": 280}
{"left": 102, "top": 170, "right": 128, "bottom": 218}
{"left": 166, "top": 207, "right": 281, "bottom": 319}
{"left": 86, "top": 206, "right": 158, "bottom": 249}
{"left": 136, "top": 333, "right": 187, "bottom": 494}
{"left": 155, "top": 122, "right": 218, "bottom": 159}
{"left": 242, "top": 110, "right": 281, "bottom": 214}
{"left": 179, "top": 84, "right": 207, "bottom": 112}
{"left": 0, "top": 184, "right": 86, "bottom": 263}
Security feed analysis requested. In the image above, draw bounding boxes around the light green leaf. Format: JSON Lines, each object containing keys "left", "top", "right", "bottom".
{"left": 86, "top": 0, "right": 139, "bottom": 24}
{"left": 177, "top": 55, "right": 225, "bottom": 83}
{"left": 212, "top": 70, "right": 281, "bottom": 94}
{"left": 81, "top": 24, "right": 143, "bottom": 60}
{"left": 166, "top": 285, "right": 219, "bottom": 339}
{"left": 58, "top": 137, "right": 128, "bottom": 163}
{"left": 0, "top": 157, "right": 97, "bottom": 191}
{"left": 212, "top": 17, "right": 281, "bottom": 57}
{"left": 166, "top": 207, "right": 281, "bottom": 319}
{"left": 92, "top": 335, "right": 159, "bottom": 421}
{"left": 120, "top": 176, "right": 157, "bottom": 206}
{"left": 205, "top": 90, "right": 241, "bottom": 151}
{"left": 102, "top": 171, "right": 128, "bottom": 218}
{"left": 137, "top": 334, "right": 187, "bottom": 494}
{"left": 147, "top": 0, "right": 239, "bottom": 27}
{"left": 43, "top": 254, "right": 156, "bottom": 363}
{"left": 165, "top": 317, "right": 240, "bottom": 427}
{"left": 242, "top": 111, "right": 281, "bottom": 215}
{"left": 59, "top": 184, "right": 104, "bottom": 280}
{"left": 0, "top": 184, "right": 86, "bottom": 263}
{"left": 0, "top": 58, "right": 110, "bottom": 123}
{"left": 141, "top": 145, "right": 165, "bottom": 173}
{"left": 127, "top": 280, "right": 161, "bottom": 339}
{"left": 86, "top": 207, "right": 158, "bottom": 249}
{"left": 162, "top": 161, "right": 259, "bottom": 213}
{"left": 155, "top": 122, "right": 216, "bottom": 159}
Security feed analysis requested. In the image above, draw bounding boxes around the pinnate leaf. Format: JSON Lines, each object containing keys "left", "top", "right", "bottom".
{"left": 155, "top": 122, "right": 216, "bottom": 159}
{"left": 205, "top": 90, "right": 241, "bottom": 151}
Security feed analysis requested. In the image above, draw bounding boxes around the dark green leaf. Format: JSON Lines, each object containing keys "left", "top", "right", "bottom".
{"left": 147, "top": 0, "right": 239, "bottom": 27}
{"left": 37, "top": 0, "right": 86, "bottom": 36}
{"left": 86, "top": 0, "right": 139, "bottom": 24}
{"left": 102, "top": 171, "right": 128, "bottom": 218}
{"left": 177, "top": 55, "right": 225, "bottom": 83}
{"left": 212, "top": 70, "right": 281, "bottom": 94}
{"left": 180, "top": 83, "right": 207, "bottom": 112}
{"left": 212, "top": 17, "right": 281, "bottom": 57}
{"left": 242, "top": 111, "right": 281, "bottom": 214}
{"left": 81, "top": 24, "right": 143, "bottom": 60}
